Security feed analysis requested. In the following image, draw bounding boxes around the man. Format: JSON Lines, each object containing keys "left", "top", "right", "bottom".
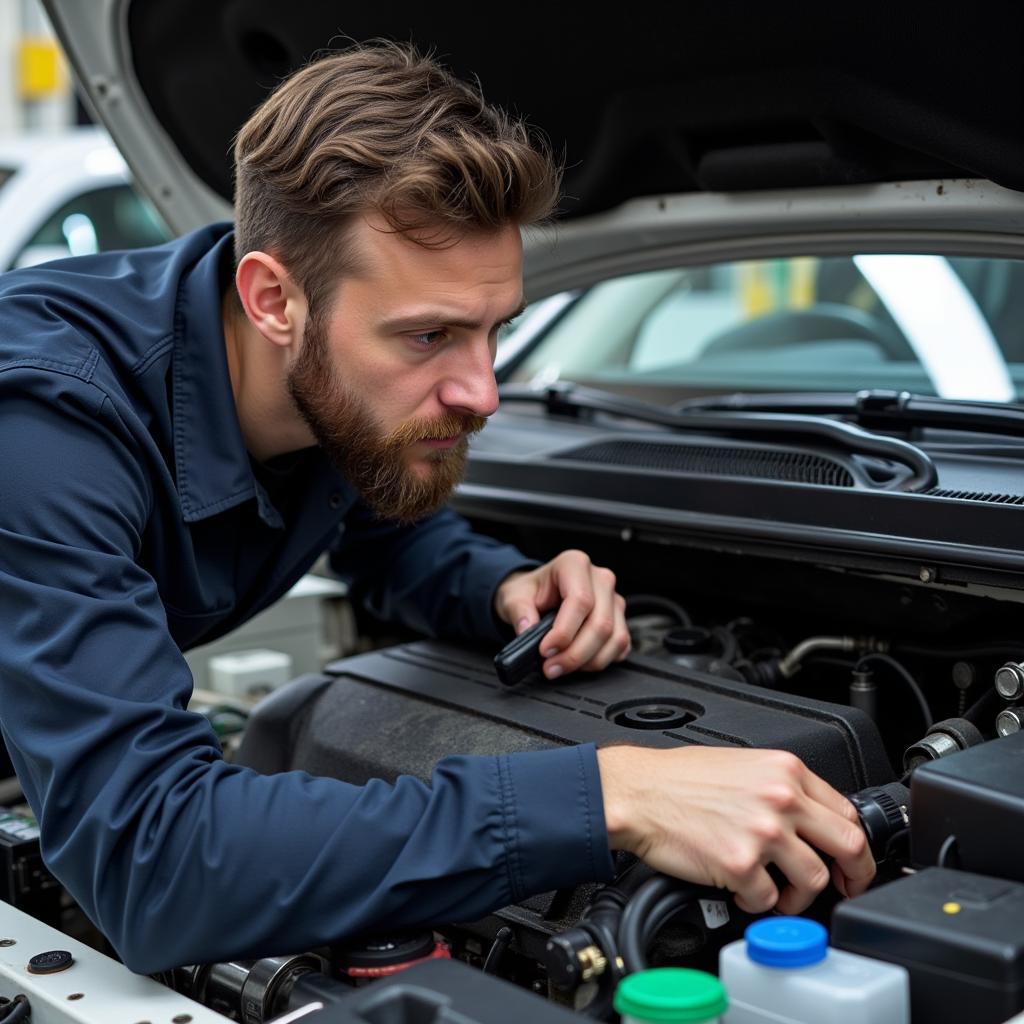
{"left": 0, "top": 43, "right": 872, "bottom": 973}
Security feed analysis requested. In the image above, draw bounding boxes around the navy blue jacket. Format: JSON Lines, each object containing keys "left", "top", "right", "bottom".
{"left": 0, "top": 224, "right": 613, "bottom": 973}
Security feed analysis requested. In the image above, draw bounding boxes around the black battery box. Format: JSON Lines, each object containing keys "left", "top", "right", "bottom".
{"left": 0, "top": 808, "right": 61, "bottom": 925}
{"left": 832, "top": 867, "right": 1024, "bottom": 1024}
{"left": 911, "top": 728, "right": 1024, "bottom": 881}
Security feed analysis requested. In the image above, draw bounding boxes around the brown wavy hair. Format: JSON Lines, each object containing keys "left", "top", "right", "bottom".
{"left": 233, "top": 41, "right": 561, "bottom": 314}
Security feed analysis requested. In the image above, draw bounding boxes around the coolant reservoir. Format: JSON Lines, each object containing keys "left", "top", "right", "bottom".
{"left": 718, "top": 917, "right": 909, "bottom": 1023}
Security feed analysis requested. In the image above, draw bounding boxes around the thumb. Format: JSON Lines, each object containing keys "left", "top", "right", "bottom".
{"left": 509, "top": 602, "right": 540, "bottom": 634}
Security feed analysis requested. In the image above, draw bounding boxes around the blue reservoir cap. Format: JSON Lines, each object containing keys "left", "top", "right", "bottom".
{"left": 745, "top": 917, "right": 828, "bottom": 968}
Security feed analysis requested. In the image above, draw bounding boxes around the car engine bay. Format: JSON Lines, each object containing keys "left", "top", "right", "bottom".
{"left": 7, "top": 518, "right": 1024, "bottom": 1023}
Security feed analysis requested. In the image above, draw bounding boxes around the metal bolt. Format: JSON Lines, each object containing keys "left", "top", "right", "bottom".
{"left": 576, "top": 945, "right": 608, "bottom": 981}
{"left": 997, "top": 707, "right": 1024, "bottom": 736}
{"left": 919, "top": 567, "right": 936, "bottom": 583}
{"left": 995, "top": 663, "right": 1024, "bottom": 700}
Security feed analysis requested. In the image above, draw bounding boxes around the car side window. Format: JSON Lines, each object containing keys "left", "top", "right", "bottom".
{"left": 12, "top": 184, "right": 169, "bottom": 269}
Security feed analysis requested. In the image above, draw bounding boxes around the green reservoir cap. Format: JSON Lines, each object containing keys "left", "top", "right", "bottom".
{"left": 614, "top": 967, "right": 728, "bottom": 1022}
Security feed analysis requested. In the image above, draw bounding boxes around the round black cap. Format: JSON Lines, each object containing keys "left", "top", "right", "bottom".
{"left": 27, "top": 949, "right": 73, "bottom": 974}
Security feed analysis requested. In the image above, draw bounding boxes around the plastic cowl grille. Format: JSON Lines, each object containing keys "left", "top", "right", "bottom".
{"left": 559, "top": 440, "right": 855, "bottom": 487}
{"left": 925, "top": 488, "right": 1024, "bottom": 505}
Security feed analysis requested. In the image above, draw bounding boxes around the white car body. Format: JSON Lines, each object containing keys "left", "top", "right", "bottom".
{"left": 0, "top": 126, "right": 160, "bottom": 270}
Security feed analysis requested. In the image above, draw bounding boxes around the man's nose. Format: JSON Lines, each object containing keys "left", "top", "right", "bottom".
{"left": 437, "top": 340, "right": 500, "bottom": 418}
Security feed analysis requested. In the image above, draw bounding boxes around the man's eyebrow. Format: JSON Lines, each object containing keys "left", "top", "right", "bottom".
{"left": 380, "top": 300, "right": 527, "bottom": 333}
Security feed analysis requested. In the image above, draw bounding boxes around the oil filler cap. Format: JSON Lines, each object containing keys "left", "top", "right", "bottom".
{"left": 746, "top": 917, "right": 827, "bottom": 968}
{"left": 27, "top": 949, "right": 73, "bottom": 974}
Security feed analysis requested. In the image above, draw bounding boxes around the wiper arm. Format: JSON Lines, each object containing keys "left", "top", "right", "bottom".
{"left": 676, "top": 389, "right": 1024, "bottom": 438}
{"left": 498, "top": 382, "right": 936, "bottom": 491}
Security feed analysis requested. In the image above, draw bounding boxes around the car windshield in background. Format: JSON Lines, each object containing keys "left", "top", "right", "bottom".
{"left": 503, "top": 255, "right": 1024, "bottom": 403}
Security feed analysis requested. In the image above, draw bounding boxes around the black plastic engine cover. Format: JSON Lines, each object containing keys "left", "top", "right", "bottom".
{"left": 238, "top": 642, "right": 892, "bottom": 794}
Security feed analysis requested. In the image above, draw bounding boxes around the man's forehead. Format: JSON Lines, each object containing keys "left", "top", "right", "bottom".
{"left": 338, "top": 212, "right": 524, "bottom": 316}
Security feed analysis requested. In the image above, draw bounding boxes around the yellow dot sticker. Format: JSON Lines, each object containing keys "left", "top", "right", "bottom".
{"left": 943, "top": 902, "right": 962, "bottom": 915}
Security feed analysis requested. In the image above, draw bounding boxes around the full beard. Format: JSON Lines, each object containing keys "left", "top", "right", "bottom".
{"left": 287, "top": 312, "right": 486, "bottom": 523}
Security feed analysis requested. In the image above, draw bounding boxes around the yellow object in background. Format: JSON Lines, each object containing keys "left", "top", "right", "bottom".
{"left": 788, "top": 256, "right": 817, "bottom": 309}
{"left": 18, "top": 37, "right": 67, "bottom": 100}
{"left": 739, "top": 262, "right": 774, "bottom": 318}
{"left": 739, "top": 258, "right": 819, "bottom": 319}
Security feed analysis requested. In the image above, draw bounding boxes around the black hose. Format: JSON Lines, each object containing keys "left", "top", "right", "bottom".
{"left": 963, "top": 685, "right": 1002, "bottom": 728}
{"left": 855, "top": 653, "right": 933, "bottom": 730}
{"left": 618, "top": 875, "right": 698, "bottom": 975}
{"left": 482, "top": 926, "right": 513, "bottom": 974}
{"left": 0, "top": 996, "right": 30, "bottom": 1022}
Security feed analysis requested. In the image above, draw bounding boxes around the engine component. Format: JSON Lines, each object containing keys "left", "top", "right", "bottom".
{"left": 296, "top": 956, "right": 582, "bottom": 1024}
{"left": 902, "top": 717, "right": 984, "bottom": 774}
{"left": 659, "top": 626, "right": 745, "bottom": 682}
{"left": 996, "top": 706, "right": 1024, "bottom": 736}
{"left": 910, "top": 728, "right": 1024, "bottom": 881}
{"left": 543, "top": 778, "right": 907, "bottom": 1013}
{"left": 237, "top": 642, "right": 893, "bottom": 796}
{"left": 994, "top": 661, "right": 1024, "bottom": 700}
{"left": 848, "top": 667, "right": 878, "bottom": 723}
{"left": 832, "top": 867, "right": 1024, "bottom": 1024}
{"left": 0, "top": 995, "right": 31, "bottom": 1023}
{"left": 174, "top": 954, "right": 350, "bottom": 1023}
{"left": 0, "top": 808, "right": 61, "bottom": 927}
{"left": 855, "top": 653, "right": 933, "bottom": 731}
{"left": 777, "top": 635, "right": 887, "bottom": 679}
{"left": 847, "top": 782, "right": 910, "bottom": 862}
{"left": 332, "top": 931, "right": 451, "bottom": 981}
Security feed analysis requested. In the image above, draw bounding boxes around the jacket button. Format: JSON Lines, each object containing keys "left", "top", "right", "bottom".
{"left": 328, "top": 493, "right": 343, "bottom": 510}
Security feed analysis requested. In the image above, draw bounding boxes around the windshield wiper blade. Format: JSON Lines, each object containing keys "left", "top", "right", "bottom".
{"left": 676, "top": 389, "right": 1024, "bottom": 438}
{"left": 498, "top": 382, "right": 936, "bottom": 490}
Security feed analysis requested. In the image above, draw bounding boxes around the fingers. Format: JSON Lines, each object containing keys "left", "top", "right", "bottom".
{"left": 732, "top": 866, "right": 780, "bottom": 915}
{"left": 770, "top": 838, "right": 833, "bottom": 915}
{"left": 543, "top": 563, "right": 628, "bottom": 678}
{"left": 791, "top": 782, "right": 875, "bottom": 900}
{"left": 801, "top": 769, "right": 862, "bottom": 825}
{"left": 539, "top": 552, "right": 596, "bottom": 655}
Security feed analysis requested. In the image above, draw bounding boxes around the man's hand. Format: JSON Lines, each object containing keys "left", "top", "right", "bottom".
{"left": 597, "top": 745, "right": 875, "bottom": 914}
{"left": 494, "top": 549, "right": 630, "bottom": 679}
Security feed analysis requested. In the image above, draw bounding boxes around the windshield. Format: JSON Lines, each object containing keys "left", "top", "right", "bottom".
{"left": 501, "top": 255, "right": 1024, "bottom": 403}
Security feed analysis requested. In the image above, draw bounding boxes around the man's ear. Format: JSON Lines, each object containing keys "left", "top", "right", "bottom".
{"left": 235, "top": 251, "right": 307, "bottom": 349}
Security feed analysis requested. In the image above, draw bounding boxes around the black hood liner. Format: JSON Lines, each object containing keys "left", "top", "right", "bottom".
{"left": 128, "top": 1, "right": 1024, "bottom": 217}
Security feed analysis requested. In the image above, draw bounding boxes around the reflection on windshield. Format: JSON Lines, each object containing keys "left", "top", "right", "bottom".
{"left": 853, "top": 255, "right": 1012, "bottom": 401}
{"left": 504, "top": 255, "right": 1024, "bottom": 403}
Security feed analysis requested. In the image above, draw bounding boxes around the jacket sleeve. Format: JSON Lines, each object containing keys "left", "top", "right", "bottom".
{"left": 0, "top": 368, "right": 613, "bottom": 974}
{"left": 327, "top": 500, "right": 539, "bottom": 644}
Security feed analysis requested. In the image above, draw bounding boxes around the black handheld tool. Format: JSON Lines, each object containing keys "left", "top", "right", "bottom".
{"left": 494, "top": 611, "right": 558, "bottom": 686}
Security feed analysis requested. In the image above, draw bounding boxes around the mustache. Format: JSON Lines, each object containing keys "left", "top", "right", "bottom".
{"left": 386, "top": 411, "right": 488, "bottom": 447}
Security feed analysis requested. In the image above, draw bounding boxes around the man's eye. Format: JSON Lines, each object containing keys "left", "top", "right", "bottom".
{"left": 409, "top": 330, "right": 447, "bottom": 348}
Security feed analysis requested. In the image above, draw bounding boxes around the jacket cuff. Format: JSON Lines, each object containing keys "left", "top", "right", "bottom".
{"left": 496, "top": 743, "right": 615, "bottom": 902}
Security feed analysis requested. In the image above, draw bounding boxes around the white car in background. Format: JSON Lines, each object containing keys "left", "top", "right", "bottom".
{"left": 0, "top": 124, "right": 167, "bottom": 270}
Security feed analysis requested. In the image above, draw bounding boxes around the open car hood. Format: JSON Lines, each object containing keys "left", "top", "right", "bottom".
{"left": 41, "top": 0, "right": 1024, "bottom": 295}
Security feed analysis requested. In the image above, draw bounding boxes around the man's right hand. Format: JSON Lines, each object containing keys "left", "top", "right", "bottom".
{"left": 596, "top": 745, "right": 875, "bottom": 915}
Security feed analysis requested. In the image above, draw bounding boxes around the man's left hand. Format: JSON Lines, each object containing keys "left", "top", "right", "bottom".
{"left": 493, "top": 550, "right": 630, "bottom": 679}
